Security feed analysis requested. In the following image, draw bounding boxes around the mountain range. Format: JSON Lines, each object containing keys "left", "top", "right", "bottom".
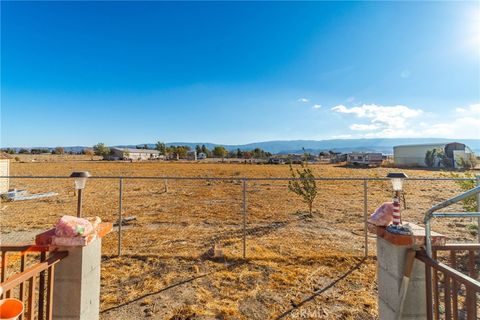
{"left": 10, "top": 138, "right": 480, "bottom": 155}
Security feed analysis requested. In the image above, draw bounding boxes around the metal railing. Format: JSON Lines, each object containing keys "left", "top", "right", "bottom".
{"left": 424, "top": 184, "right": 480, "bottom": 257}
{"left": 2, "top": 175, "right": 479, "bottom": 259}
{"left": 417, "top": 244, "right": 479, "bottom": 320}
{"left": 0, "top": 246, "right": 68, "bottom": 320}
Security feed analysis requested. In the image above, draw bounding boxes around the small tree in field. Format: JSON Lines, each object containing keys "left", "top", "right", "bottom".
{"left": 288, "top": 158, "right": 318, "bottom": 217}
{"left": 212, "top": 146, "right": 228, "bottom": 161}
{"left": 52, "top": 147, "right": 65, "bottom": 155}
{"left": 93, "top": 143, "right": 110, "bottom": 158}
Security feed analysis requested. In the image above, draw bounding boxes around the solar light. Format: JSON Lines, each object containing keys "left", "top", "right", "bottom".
{"left": 387, "top": 172, "right": 408, "bottom": 191}
{"left": 70, "top": 171, "right": 91, "bottom": 217}
{"left": 387, "top": 172, "right": 408, "bottom": 228}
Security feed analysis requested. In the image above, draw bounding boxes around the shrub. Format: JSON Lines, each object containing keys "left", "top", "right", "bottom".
{"left": 452, "top": 172, "right": 478, "bottom": 212}
{"left": 288, "top": 157, "right": 318, "bottom": 216}
{"left": 93, "top": 143, "right": 110, "bottom": 157}
{"left": 457, "top": 154, "right": 478, "bottom": 170}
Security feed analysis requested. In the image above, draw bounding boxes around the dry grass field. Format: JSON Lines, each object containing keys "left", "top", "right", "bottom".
{"left": 1, "top": 158, "right": 477, "bottom": 319}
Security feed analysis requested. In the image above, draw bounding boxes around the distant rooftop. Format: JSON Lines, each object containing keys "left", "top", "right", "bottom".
{"left": 111, "top": 147, "right": 160, "bottom": 154}
{"left": 393, "top": 142, "right": 461, "bottom": 148}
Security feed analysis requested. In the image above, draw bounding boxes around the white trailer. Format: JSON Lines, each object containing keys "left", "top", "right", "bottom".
{"left": 347, "top": 152, "right": 383, "bottom": 166}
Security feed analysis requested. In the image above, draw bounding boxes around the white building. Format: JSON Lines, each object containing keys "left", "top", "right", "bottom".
{"left": 393, "top": 142, "right": 474, "bottom": 168}
{"left": 187, "top": 150, "right": 197, "bottom": 161}
{"left": 0, "top": 153, "right": 11, "bottom": 193}
{"left": 109, "top": 147, "right": 161, "bottom": 161}
{"left": 197, "top": 152, "right": 207, "bottom": 160}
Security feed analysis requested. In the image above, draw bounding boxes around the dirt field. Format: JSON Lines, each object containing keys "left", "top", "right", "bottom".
{"left": 1, "top": 160, "right": 477, "bottom": 319}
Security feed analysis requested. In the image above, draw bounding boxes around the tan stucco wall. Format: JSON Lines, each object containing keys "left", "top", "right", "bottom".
{"left": 0, "top": 159, "right": 10, "bottom": 193}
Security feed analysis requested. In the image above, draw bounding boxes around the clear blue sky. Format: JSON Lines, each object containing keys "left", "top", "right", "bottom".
{"left": 1, "top": 1, "right": 479, "bottom": 147}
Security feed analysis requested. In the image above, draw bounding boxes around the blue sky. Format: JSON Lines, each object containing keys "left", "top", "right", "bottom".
{"left": 1, "top": 1, "right": 479, "bottom": 147}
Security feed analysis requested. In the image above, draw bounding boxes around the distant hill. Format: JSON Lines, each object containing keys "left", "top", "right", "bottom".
{"left": 8, "top": 138, "right": 480, "bottom": 155}
{"left": 125, "top": 138, "right": 480, "bottom": 155}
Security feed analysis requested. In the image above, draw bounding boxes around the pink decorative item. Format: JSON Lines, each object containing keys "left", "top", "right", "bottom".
{"left": 55, "top": 215, "right": 95, "bottom": 237}
{"left": 368, "top": 202, "right": 394, "bottom": 226}
{"left": 52, "top": 234, "right": 96, "bottom": 246}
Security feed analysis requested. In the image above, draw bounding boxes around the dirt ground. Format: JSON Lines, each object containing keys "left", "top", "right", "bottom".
{"left": 1, "top": 159, "right": 477, "bottom": 319}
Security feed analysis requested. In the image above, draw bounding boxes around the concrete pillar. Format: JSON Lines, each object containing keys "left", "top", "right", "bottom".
{"left": 376, "top": 237, "right": 426, "bottom": 320}
{"left": 52, "top": 237, "right": 102, "bottom": 320}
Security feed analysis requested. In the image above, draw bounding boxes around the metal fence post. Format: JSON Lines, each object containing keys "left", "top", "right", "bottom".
{"left": 477, "top": 175, "right": 480, "bottom": 244}
{"left": 118, "top": 178, "right": 123, "bottom": 256}
{"left": 242, "top": 179, "right": 247, "bottom": 259}
{"left": 363, "top": 180, "right": 368, "bottom": 258}
{"left": 164, "top": 179, "right": 168, "bottom": 193}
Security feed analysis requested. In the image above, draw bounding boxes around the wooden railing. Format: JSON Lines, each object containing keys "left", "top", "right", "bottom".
{"left": 0, "top": 245, "right": 67, "bottom": 320}
{"left": 417, "top": 244, "right": 479, "bottom": 320}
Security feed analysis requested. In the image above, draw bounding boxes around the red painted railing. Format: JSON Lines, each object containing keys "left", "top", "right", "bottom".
{"left": 417, "top": 244, "right": 479, "bottom": 320}
{"left": 0, "top": 245, "right": 67, "bottom": 320}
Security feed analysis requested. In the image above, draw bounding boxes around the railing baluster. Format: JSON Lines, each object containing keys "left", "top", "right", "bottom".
{"left": 468, "top": 250, "right": 476, "bottom": 278}
{"left": 1, "top": 251, "right": 6, "bottom": 283}
{"left": 444, "top": 274, "right": 452, "bottom": 319}
{"left": 28, "top": 276, "right": 36, "bottom": 320}
{"left": 46, "top": 265, "right": 55, "bottom": 320}
{"left": 38, "top": 252, "right": 46, "bottom": 320}
{"left": 433, "top": 250, "right": 440, "bottom": 320}
{"left": 450, "top": 250, "right": 458, "bottom": 320}
{"left": 426, "top": 263, "right": 434, "bottom": 320}
{"left": 465, "top": 286, "right": 476, "bottom": 320}
{"left": 20, "top": 254, "right": 26, "bottom": 306}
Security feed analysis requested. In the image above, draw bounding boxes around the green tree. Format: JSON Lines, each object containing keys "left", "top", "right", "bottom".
{"left": 31, "top": 148, "right": 49, "bottom": 154}
{"left": 236, "top": 148, "right": 243, "bottom": 158}
{"left": 425, "top": 148, "right": 440, "bottom": 168}
{"left": 52, "top": 147, "right": 65, "bottom": 155}
{"left": 288, "top": 159, "right": 318, "bottom": 216}
{"left": 168, "top": 145, "right": 190, "bottom": 158}
{"left": 212, "top": 146, "right": 228, "bottom": 160}
{"left": 93, "top": 143, "right": 110, "bottom": 157}
{"left": 2, "top": 148, "right": 15, "bottom": 154}
{"left": 155, "top": 141, "right": 167, "bottom": 155}
{"left": 176, "top": 146, "right": 190, "bottom": 158}
{"left": 201, "top": 145, "right": 209, "bottom": 155}
{"left": 452, "top": 173, "right": 478, "bottom": 212}
{"left": 195, "top": 145, "right": 202, "bottom": 154}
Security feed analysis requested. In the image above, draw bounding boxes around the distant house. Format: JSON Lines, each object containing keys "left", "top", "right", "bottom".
{"left": 347, "top": 152, "right": 383, "bottom": 166}
{"left": 332, "top": 153, "right": 347, "bottom": 163}
{"left": 268, "top": 157, "right": 285, "bottom": 165}
{"left": 187, "top": 150, "right": 197, "bottom": 161}
{"left": 0, "top": 153, "right": 11, "bottom": 193}
{"left": 394, "top": 142, "right": 475, "bottom": 168}
{"left": 197, "top": 152, "right": 207, "bottom": 160}
{"left": 109, "top": 147, "right": 161, "bottom": 161}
